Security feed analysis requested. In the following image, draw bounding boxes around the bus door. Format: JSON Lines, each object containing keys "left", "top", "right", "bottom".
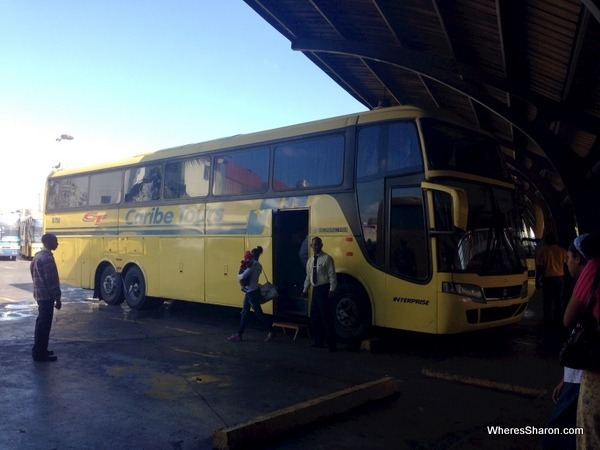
{"left": 384, "top": 182, "right": 437, "bottom": 332}
{"left": 272, "top": 209, "right": 309, "bottom": 321}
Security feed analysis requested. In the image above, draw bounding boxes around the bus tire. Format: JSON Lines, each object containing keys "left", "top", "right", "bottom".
{"left": 124, "top": 266, "right": 147, "bottom": 310}
{"left": 332, "top": 278, "right": 372, "bottom": 343}
{"left": 100, "top": 265, "right": 124, "bottom": 305}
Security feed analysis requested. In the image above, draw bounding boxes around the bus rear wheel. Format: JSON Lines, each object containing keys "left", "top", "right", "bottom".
{"left": 100, "top": 265, "right": 124, "bottom": 305}
{"left": 124, "top": 266, "right": 147, "bottom": 309}
{"left": 332, "top": 278, "right": 372, "bottom": 342}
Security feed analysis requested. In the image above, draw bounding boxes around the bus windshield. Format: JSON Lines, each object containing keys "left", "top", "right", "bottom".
{"left": 32, "top": 219, "right": 44, "bottom": 242}
{"left": 0, "top": 217, "right": 19, "bottom": 241}
{"left": 422, "top": 118, "right": 510, "bottom": 182}
{"left": 433, "top": 180, "right": 525, "bottom": 275}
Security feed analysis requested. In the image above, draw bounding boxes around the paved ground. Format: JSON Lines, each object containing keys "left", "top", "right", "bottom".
{"left": 0, "top": 259, "right": 569, "bottom": 449}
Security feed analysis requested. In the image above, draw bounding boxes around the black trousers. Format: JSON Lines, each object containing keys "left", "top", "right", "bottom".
{"left": 310, "top": 283, "right": 336, "bottom": 348}
{"left": 33, "top": 300, "right": 54, "bottom": 357}
{"left": 542, "top": 276, "right": 564, "bottom": 325}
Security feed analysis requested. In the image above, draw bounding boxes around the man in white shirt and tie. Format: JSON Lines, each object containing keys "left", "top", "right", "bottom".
{"left": 302, "top": 236, "right": 338, "bottom": 351}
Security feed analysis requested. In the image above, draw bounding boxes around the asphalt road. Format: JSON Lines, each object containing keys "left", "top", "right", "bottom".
{"left": 0, "top": 258, "right": 567, "bottom": 449}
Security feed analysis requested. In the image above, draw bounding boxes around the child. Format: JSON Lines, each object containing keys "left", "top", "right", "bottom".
{"left": 239, "top": 251, "right": 253, "bottom": 289}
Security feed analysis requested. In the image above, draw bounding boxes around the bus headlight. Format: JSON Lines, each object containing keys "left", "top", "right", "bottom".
{"left": 442, "top": 282, "right": 485, "bottom": 303}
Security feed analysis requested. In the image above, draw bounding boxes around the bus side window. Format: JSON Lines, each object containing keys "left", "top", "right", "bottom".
{"left": 213, "top": 147, "right": 269, "bottom": 196}
{"left": 89, "top": 170, "right": 122, "bottom": 205}
{"left": 166, "top": 156, "right": 210, "bottom": 198}
{"left": 164, "top": 161, "right": 188, "bottom": 199}
{"left": 273, "top": 135, "right": 344, "bottom": 191}
{"left": 46, "top": 175, "right": 89, "bottom": 209}
{"left": 125, "top": 165, "right": 162, "bottom": 202}
{"left": 389, "top": 187, "right": 428, "bottom": 280}
{"left": 164, "top": 182, "right": 187, "bottom": 199}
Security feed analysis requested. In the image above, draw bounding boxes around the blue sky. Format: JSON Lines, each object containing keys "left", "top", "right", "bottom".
{"left": 0, "top": 1, "right": 365, "bottom": 211}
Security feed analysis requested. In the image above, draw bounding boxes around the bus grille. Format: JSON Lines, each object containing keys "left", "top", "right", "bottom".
{"left": 483, "top": 285, "right": 522, "bottom": 300}
{"left": 466, "top": 302, "right": 528, "bottom": 324}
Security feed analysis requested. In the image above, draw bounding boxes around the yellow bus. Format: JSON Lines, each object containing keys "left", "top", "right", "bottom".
{"left": 44, "top": 106, "right": 529, "bottom": 337}
{"left": 19, "top": 215, "right": 44, "bottom": 259}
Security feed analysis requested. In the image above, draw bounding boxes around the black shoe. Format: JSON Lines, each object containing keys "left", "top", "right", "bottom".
{"left": 33, "top": 354, "right": 57, "bottom": 362}
{"left": 328, "top": 346, "right": 339, "bottom": 352}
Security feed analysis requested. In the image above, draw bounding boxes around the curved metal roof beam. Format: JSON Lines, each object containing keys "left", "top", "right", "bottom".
{"left": 291, "top": 38, "right": 600, "bottom": 137}
{"left": 291, "top": 37, "right": 584, "bottom": 192}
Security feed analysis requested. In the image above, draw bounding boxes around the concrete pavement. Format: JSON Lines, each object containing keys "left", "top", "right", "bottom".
{"left": 1, "top": 259, "right": 566, "bottom": 449}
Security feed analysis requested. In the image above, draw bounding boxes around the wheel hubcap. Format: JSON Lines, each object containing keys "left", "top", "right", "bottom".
{"left": 103, "top": 275, "right": 116, "bottom": 294}
{"left": 336, "top": 297, "right": 358, "bottom": 328}
{"left": 128, "top": 280, "right": 141, "bottom": 299}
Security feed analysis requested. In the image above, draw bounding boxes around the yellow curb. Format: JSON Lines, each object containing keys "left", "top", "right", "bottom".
{"left": 213, "top": 376, "right": 399, "bottom": 449}
{"left": 421, "top": 368, "right": 547, "bottom": 397}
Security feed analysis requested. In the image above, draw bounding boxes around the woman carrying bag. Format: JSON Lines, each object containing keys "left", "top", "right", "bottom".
{"left": 228, "top": 246, "right": 276, "bottom": 343}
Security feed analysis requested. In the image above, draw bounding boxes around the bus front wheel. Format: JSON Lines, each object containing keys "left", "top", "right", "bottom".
{"left": 124, "top": 266, "right": 147, "bottom": 309}
{"left": 100, "top": 265, "right": 124, "bottom": 305}
{"left": 332, "top": 278, "right": 372, "bottom": 342}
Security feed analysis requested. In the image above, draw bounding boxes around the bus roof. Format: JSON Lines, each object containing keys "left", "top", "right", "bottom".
{"left": 48, "top": 105, "right": 427, "bottom": 178}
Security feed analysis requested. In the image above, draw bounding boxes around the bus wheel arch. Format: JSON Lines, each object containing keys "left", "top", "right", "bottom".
{"left": 332, "top": 275, "right": 372, "bottom": 342}
{"left": 98, "top": 263, "right": 124, "bottom": 305}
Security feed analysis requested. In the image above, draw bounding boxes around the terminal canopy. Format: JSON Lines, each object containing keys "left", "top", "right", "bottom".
{"left": 245, "top": 0, "right": 600, "bottom": 243}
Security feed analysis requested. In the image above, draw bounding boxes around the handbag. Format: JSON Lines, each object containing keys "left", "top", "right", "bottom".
{"left": 259, "top": 272, "right": 279, "bottom": 304}
{"left": 559, "top": 283, "right": 600, "bottom": 370}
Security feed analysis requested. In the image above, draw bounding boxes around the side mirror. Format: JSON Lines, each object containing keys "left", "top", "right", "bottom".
{"left": 422, "top": 182, "right": 468, "bottom": 231}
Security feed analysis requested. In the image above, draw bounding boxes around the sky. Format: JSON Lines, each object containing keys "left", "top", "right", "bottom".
{"left": 0, "top": 1, "right": 365, "bottom": 213}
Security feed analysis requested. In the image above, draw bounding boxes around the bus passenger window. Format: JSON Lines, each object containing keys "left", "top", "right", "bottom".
{"left": 89, "top": 170, "right": 122, "bottom": 206}
{"left": 125, "top": 165, "right": 162, "bottom": 202}
{"left": 164, "top": 161, "right": 189, "bottom": 199}
{"left": 164, "top": 182, "right": 188, "bottom": 199}
{"left": 46, "top": 175, "right": 89, "bottom": 210}
{"left": 273, "top": 135, "right": 344, "bottom": 191}
{"left": 356, "top": 121, "right": 422, "bottom": 178}
{"left": 213, "top": 147, "right": 268, "bottom": 196}
{"left": 166, "top": 156, "right": 209, "bottom": 198}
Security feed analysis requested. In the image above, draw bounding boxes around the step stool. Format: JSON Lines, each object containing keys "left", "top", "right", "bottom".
{"left": 272, "top": 321, "right": 310, "bottom": 341}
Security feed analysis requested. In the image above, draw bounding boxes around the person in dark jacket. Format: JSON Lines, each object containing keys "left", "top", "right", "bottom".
{"left": 30, "top": 233, "right": 62, "bottom": 362}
